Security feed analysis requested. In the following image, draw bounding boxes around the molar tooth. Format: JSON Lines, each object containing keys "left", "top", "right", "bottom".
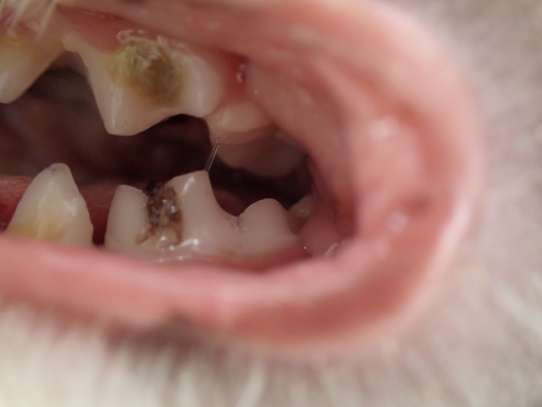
{"left": 5, "top": 163, "right": 93, "bottom": 246}
{"left": 217, "top": 129, "right": 305, "bottom": 178}
{"left": 62, "top": 33, "right": 225, "bottom": 135}
{"left": 206, "top": 100, "right": 273, "bottom": 145}
{"left": 0, "top": 37, "right": 63, "bottom": 103}
{"left": 105, "top": 171, "right": 302, "bottom": 263}
{"left": 205, "top": 96, "right": 305, "bottom": 177}
{"left": 288, "top": 195, "right": 314, "bottom": 232}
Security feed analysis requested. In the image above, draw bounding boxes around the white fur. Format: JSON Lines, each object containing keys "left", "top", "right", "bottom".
{"left": 1, "top": 261, "right": 542, "bottom": 407}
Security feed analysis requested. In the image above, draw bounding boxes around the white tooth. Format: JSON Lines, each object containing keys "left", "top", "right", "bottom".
{"left": 103, "top": 185, "right": 149, "bottom": 251}
{"left": 289, "top": 195, "right": 314, "bottom": 221}
{"left": 217, "top": 130, "right": 305, "bottom": 178}
{"left": 288, "top": 195, "right": 314, "bottom": 232}
{"left": 237, "top": 199, "right": 300, "bottom": 253}
{"left": 5, "top": 163, "right": 93, "bottom": 246}
{"left": 0, "top": 37, "right": 63, "bottom": 103}
{"left": 206, "top": 100, "right": 273, "bottom": 145}
{"left": 105, "top": 171, "right": 301, "bottom": 262}
{"left": 62, "top": 33, "right": 225, "bottom": 135}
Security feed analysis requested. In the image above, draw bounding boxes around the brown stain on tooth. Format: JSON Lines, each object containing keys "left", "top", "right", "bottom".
{"left": 108, "top": 38, "right": 183, "bottom": 105}
{"left": 137, "top": 181, "right": 183, "bottom": 246}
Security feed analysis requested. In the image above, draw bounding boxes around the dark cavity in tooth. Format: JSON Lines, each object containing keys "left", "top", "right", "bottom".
{"left": 137, "top": 180, "right": 182, "bottom": 245}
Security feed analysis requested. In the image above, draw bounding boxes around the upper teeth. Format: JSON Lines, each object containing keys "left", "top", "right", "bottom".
{"left": 0, "top": 37, "right": 63, "bottom": 103}
{"left": 0, "top": 18, "right": 305, "bottom": 177}
{"left": 216, "top": 129, "right": 306, "bottom": 177}
{"left": 206, "top": 99, "right": 273, "bottom": 144}
{"left": 61, "top": 32, "right": 227, "bottom": 136}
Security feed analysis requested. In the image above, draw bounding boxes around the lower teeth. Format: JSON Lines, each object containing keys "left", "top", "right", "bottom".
{"left": 5, "top": 163, "right": 93, "bottom": 246}
{"left": 5, "top": 163, "right": 310, "bottom": 267}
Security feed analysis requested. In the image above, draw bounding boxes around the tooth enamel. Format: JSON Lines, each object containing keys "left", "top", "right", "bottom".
{"left": 5, "top": 163, "right": 93, "bottom": 245}
{"left": 0, "top": 37, "right": 63, "bottom": 103}
{"left": 62, "top": 33, "right": 225, "bottom": 135}
{"left": 105, "top": 171, "right": 301, "bottom": 262}
{"left": 206, "top": 100, "right": 273, "bottom": 145}
{"left": 217, "top": 130, "right": 305, "bottom": 178}
{"left": 102, "top": 185, "right": 150, "bottom": 250}
{"left": 204, "top": 94, "right": 305, "bottom": 177}
{"left": 288, "top": 195, "right": 314, "bottom": 232}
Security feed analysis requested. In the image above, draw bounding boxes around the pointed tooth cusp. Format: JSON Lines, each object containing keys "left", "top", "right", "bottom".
{"left": 62, "top": 32, "right": 226, "bottom": 135}
{"left": 0, "top": 36, "right": 63, "bottom": 103}
{"left": 5, "top": 163, "right": 93, "bottom": 246}
{"left": 105, "top": 171, "right": 303, "bottom": 264}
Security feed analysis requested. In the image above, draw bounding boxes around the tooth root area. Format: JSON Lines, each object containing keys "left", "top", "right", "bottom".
{"left": 217, "top": 130, "right": 306, "bottom": 178}
{"left": 5, "top": 163, "right": 93, "bottom": 246}
{"left": 105, "top": 171, "right": 302, "bottom": 262}
{"left": 0, "top": 36, "right": 63, "bottom": 103}
{"left": 62, "top": 33, "right": 225, "bottom": 136}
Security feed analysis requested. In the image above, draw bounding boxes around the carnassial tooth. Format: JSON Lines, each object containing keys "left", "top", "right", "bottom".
{"left": 105, "top": 171, "right": 302, "bottom": 263}
{"left": 62, "top": 33, "right": 225, "bottom": 135}
{"left": 0, "top": 37, "right": 63, "bottom": 103}
{"left": 217, "top": 129, "right": 305, "bottom": 178}
{"left": 5, "top": 163, "right": 93, "bottom": 246}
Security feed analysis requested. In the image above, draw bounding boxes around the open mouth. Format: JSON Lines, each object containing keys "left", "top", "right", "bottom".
{"left": 1, "top": 4, "right": 323, "bottom": 267}
{"left": 0, "top": 0, "right": 480, "bottom": 354}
